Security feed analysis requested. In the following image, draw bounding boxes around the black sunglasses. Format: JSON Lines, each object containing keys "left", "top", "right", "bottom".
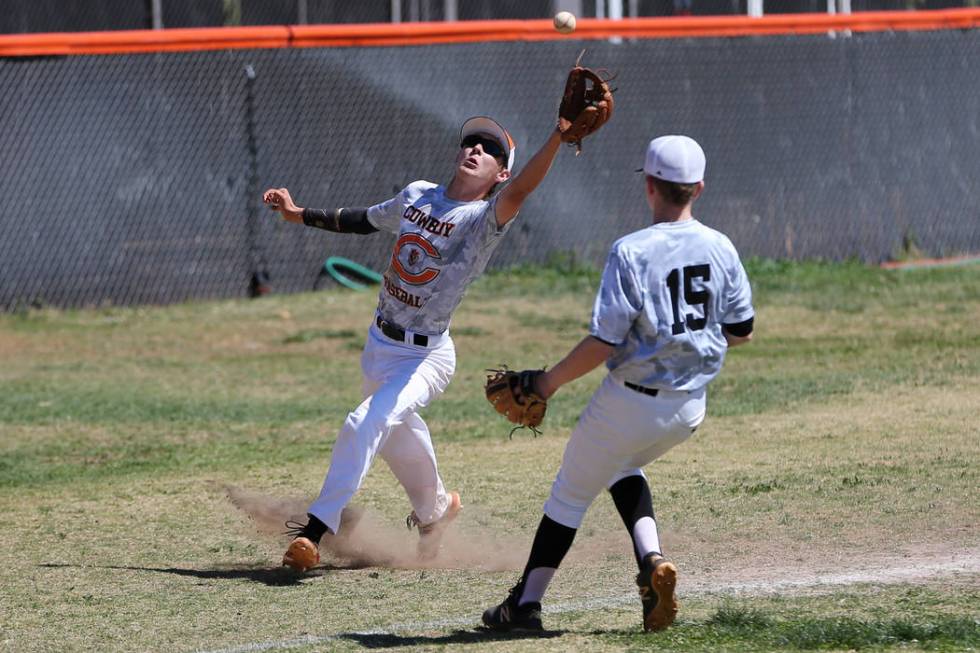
{"left": 460, "top": 134, "right": 506, "bottom": 160}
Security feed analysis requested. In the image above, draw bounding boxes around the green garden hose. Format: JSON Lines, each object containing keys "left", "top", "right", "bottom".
{"left": 323, "top": 256, "right": 383, "bottom": 291}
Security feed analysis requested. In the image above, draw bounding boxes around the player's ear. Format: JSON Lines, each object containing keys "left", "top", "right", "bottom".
{"left": 644, "top": 175, "right": 657, "bottom": 197}
{"left": 691, "top": 180, "right": 705, "bottom": 201}
{"left": 495, "top": 168, "right": 511, "bottom": 184}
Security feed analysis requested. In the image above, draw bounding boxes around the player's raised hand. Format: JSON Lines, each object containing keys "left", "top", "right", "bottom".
{"left": 262, "top": 187, "right": 303, "bottom": 223}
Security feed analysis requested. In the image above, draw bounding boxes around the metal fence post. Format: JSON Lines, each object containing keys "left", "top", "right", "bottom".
{"left": 243, "top": 64, "right": 270, "bottom": 298}
{"left": 150, "top": 0, "right": 163, "bottom": 29}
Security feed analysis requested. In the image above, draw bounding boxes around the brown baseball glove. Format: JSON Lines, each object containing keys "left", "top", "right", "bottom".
{"left": 558, "top": 52, "right": 616, "bottom": 154}
{"left": 485, "top": 367, "right": 548, "bottom": 436}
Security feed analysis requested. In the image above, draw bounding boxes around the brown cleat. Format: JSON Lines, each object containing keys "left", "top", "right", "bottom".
{"left": 406, "top": 491, "right": 462, "bottom": 561}
{"left": 282, "top": 536, "right": 320, "bottom": 572}
{"left": 636, "top": 554, "right": 678, "bottom": 632}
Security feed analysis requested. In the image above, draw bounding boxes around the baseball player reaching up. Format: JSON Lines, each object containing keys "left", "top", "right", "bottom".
{"left": 482, "top": 135, "right": 754, "bottom": 632}
{"left": 261, "top": 102, "right": 608, "bottom": 570}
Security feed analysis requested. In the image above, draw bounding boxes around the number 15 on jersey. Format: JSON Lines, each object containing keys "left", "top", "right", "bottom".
{"left": 666, "top": 264, "right": 710, "bottom": 335}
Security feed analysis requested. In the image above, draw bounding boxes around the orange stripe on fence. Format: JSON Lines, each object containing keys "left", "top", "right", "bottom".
{"left": 1, "top": 9, "right": 979, "bottom": 57}
{"left": 0, "top": 26, "right": 290, "bottom": 56}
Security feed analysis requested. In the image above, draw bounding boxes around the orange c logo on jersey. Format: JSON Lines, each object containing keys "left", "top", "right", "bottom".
{"left": 391, "top": 233, "right": 441, "bottom": 285}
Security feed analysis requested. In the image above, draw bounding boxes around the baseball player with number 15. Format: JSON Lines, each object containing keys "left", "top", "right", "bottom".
{"left": 482, "top": 135, "right": 755, "bottom": 632}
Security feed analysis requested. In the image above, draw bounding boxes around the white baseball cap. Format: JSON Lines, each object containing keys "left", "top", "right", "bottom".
{"left": 460, "top": 116, "right": 516, "bottom": 171}
{"left": 640, "top": 135, "right": 705, "bottom": 184}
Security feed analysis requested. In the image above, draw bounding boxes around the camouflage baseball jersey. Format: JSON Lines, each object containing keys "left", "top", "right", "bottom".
{"left": 590, "top": 219, "right": 754, "bottom": 391}
{"left": 367, "top": 180, "right": 512, "bottom": 335}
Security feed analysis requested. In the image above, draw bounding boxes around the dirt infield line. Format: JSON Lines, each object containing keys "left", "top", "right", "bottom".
{"left": 194, "top": 550, "right": 979, "bottom": 653}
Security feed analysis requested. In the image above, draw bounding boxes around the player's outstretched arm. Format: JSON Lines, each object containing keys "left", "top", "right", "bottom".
{"left": 262, "top": 187, "right": 377, "bottom": 234}
{"left": 494, "top": 129, "right": 563, "bottom": 227}
{"left": 536, "top": 335, "right": 614, "bottom": 399}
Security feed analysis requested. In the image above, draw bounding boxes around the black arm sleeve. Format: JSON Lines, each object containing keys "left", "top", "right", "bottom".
{"left": 301, "top": 207, "right": 378, "bottom": 234}
{"left": 722, "top": 316, "right": 754, "bottom": 338}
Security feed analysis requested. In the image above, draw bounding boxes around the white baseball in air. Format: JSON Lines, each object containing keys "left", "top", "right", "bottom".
{"left": 553, "top": 11, "right": 577, "bottom": 34}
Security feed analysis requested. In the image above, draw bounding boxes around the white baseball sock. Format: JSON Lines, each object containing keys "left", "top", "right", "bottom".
{"left": 519, "top": 567, "right": 556, "bottom": 605}
{"left": 632, "top": 516, "right": 663, "bottom": 560}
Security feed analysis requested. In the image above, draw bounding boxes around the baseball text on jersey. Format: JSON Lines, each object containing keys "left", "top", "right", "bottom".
{"left": 383, "top": 275, "right": 426, "bottom": 308}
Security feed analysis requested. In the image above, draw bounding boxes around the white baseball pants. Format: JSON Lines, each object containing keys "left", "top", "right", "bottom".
{"left": 307, "top": 322, "right": 456, "bottom": 534}
{"left": 544, "top": 374, "right": 707, "bottom": 529}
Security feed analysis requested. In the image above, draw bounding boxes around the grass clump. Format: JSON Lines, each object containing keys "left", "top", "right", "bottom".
{"left": 603, "top": 609, "right": 980, "bottom": 651}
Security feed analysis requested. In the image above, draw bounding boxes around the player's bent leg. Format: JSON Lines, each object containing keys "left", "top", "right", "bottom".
{"left": 372, "top": 359, "right": 455, "bottom": 559}
{"left": 307, "top": 369, "right": 446, "bottom": 533}
{"left": 381, "top": 412, "right": 460, "bottom": 559}
{"left": 544, "top": 430, "right": 624, "bottom": 530}
{"left": 380, "top": 412, "right": 448, "bottom": 521}
{"left": 636, "top": 553, "right": 678, "bottom": 631}
{"left": 544, "top": 375, "right": 648, "bottom": 527}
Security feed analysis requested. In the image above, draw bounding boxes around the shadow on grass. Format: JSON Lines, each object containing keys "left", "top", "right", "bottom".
{"left": 339, "top": 628, "right": 563, "bottom": 648}
{"left": 38, "top": 562, "right": 342, "bottom": 587}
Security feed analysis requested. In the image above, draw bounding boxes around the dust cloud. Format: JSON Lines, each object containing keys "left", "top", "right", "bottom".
{"left": 225, "top": 485, "right": 529, "bottom": 571}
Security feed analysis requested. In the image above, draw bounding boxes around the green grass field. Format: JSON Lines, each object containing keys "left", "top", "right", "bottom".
{"left": 1, "top": 260, "right": 978, "bottom": 652}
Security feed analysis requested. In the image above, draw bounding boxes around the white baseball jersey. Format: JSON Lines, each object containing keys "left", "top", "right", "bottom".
{"left": 544, "top": 217, "right": 753, "bottom": 530}
{"left": 367, "top": 181, "right": 511, "bottom": 335}
{"left": 590, "top": 219, "right": 754, "bottom": 391}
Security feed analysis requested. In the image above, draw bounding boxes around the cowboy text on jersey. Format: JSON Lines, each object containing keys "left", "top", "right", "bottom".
{"left": 383, "top": 275, "right": 426, "bottom": 308}
{"left": 403, "top": 206, "right": 456, "bottom": 238}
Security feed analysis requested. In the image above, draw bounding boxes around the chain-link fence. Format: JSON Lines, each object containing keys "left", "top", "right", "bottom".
{"left": 2, "top": 0, "right": 979, "bottom": 33}
{"left": 1, "top": 28, "right": 978, "bottom": 309}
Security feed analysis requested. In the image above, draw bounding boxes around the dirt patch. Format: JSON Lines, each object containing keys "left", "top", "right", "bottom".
{"left": 224, "top": 485, "right": 980, "bottom": 597}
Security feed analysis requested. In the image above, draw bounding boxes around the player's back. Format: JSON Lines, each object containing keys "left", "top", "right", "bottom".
{"left": 599, "top": 219, "right": 753, "bottom": 391}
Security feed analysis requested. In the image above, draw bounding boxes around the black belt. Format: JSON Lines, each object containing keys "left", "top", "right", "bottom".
{"left": 625, "top": 381, "right": 659, "bottom": 397}
{"left": 376, "top": 316, "right": 429, "bottom": 347}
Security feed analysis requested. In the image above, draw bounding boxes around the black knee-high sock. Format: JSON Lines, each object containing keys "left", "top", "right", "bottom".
{"left": 522, "top": 515, "right": 577, "bottom": 579}
{"left": 609, "top": 475, "right": 656, "bottom": 570}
